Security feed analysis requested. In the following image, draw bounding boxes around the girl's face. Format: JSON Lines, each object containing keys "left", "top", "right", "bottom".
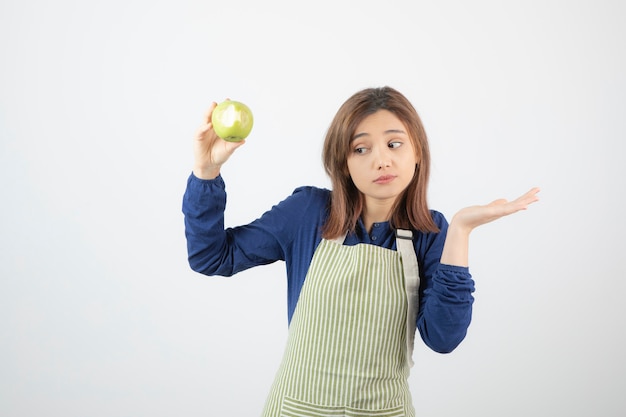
{"left": 347, "top": 110, "right": 418, "bottom": 214}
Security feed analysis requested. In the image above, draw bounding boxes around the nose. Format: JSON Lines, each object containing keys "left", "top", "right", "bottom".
{"left": 374, "top": 148, "right": 391, "bottom": 170}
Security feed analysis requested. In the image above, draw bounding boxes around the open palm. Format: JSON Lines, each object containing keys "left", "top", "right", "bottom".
{"left": 453, "top": 187, "right": 541, "bottom": 232}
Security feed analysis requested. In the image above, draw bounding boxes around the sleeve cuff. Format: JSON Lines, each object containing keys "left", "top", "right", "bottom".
{"left": 438, "top": 263, "right": 471, "bottom": 275}
{"left": 189, "top": 172, "right": 225, "bottom": 186}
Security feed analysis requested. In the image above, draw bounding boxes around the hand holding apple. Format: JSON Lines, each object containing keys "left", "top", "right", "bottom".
{"left": 211, "top": 100, "right": 254, "bottom": 142}
{"left": 192, "top": 101, "right": 248, "bottom": 180}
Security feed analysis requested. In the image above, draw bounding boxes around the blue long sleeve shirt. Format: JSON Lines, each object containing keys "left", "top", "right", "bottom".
{"left": 182, "top": 173, "right": 475, "bottom": 353}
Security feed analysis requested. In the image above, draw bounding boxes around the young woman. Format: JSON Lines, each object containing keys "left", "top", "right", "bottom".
{"left": 182, "top": 86, "right": 539, "bottom": 416}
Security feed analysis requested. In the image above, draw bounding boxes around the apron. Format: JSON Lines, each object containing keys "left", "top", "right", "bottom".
{"left": 261, "top": 230, "right": 420, "bottom": 417}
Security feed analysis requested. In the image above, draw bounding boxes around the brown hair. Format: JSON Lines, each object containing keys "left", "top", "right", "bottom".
{"left": 322, "top": 86, "right": 438, "bottom": 238}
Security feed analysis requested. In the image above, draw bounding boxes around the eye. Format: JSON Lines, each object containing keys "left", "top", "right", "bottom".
{"left": 353, "top": 145, "right": 369, "bottom": 154}
{"left": 388, "top": 141, "right": 403, "bottom": 149}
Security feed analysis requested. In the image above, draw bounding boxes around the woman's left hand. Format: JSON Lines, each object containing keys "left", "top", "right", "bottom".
{"left": 451, "top": 187, "right": 541, "bottom": 233}
{"left": 441, "top": 187, "right": 540, "bottom": 266}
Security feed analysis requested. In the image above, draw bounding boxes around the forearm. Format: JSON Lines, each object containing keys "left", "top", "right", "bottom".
{"left": 439, "top": 219, "right": 471, "bottom": 267}
{"left": 183, "top": 174, "right": 233, "bottom": 275}
{"left": 417, "top": 265, "right": 475, "bottom": 353}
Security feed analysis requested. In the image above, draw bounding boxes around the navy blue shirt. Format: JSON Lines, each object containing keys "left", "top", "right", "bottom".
{"left": 182, "top": 173, "right": 475, "bottom": 353}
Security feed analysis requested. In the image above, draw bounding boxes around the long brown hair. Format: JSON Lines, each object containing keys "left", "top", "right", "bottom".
{"left": 322, "top": 86, "right": 438, "bottom": 238}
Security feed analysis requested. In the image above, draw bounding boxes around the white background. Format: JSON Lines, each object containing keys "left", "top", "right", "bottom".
{"left": 1, "top": 0, "right": 625, "bottom": 416}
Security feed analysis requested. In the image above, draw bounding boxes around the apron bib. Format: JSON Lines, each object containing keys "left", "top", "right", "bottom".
{"left": 262, "top": 231, "right": 420, "bottom": 417}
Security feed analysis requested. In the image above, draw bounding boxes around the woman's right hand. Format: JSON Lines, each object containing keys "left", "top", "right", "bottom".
{"left": 192, "top": 101, "right": 246, "bottom": 180}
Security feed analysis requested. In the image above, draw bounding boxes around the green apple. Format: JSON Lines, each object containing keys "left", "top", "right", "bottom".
{"left": 211, "top": 100, "right": 254, "bottom": 142}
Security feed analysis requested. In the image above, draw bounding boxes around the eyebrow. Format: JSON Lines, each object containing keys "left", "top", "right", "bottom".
{"left": 352, "top": 129, "right": 407, "bottom": 141}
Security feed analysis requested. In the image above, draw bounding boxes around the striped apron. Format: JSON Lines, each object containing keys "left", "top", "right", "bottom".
{"left": 261, "top": 230, "right": 420, "bottom": 417}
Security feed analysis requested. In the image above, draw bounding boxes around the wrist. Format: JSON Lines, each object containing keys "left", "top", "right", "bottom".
{"left": 193, "top": 165, "right": 221, "bottom": 180}
{"left": 440, "top": 219, "right": 471, "bottom": 267}
{"left": 448, "top": 215, "right": 473, "bottom": 236}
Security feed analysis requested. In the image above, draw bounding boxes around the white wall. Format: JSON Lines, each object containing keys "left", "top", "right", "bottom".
{"left": 1, "top": 0, "right": 624, "bottom": 416}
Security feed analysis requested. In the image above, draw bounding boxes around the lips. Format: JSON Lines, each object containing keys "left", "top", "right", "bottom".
{"left": 373, "top": 175, "right": 397, "bottom": 184}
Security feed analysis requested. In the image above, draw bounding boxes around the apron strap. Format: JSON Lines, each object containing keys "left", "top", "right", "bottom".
{"left": 330, "top": 234, "right": 347, "bottom": 245}
{"left": 396, "top": 229, "right": 419, "bottom": 368}
{"left": 331, "top": 229, "right": 420, "bottom": 367}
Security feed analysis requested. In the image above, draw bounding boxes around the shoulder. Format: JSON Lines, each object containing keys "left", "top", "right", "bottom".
{"left": 292, "top": 185, "right": 331, "bottom": 198}
{"left": 413, "top": 210, "right": 449, "bottom": 253}
{"left": 411, "top": 210, "right": 450, "bottom": 271}
{"left": 429, "top": 209, "right": 449, "bottom": 230}
{"left": 278, "top": 185, "right": 331, "bottom": 210}
{"left": 259, "top": 186, "right": 330, "bottom": 251}
{"left": 262, "top": 185, "right": 331, "bottom": 226}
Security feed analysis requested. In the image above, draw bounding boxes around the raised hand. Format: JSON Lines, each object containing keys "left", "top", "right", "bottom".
{"left": 192, "top": 101, "right": 246, "bottom": 180}
{"left": 451, "top": 187, "right": 541, "bottom": 233}
{"left": 441, "top": 187, "right": 541, "bottom": 267}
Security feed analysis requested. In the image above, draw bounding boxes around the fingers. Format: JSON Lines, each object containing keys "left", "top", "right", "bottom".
{"left": 503, "top": 187, "right": 541, "bottom": 215}
{"left": 528, "top": 187, "right": 541, "bottom": 203}
{"left": 488, "top": 188, "right": 540, "bottom": 208}
{"left": 194, "top": 122, "right": 216, "bottom": 143}
{"left": 524, "top": 187, "right": 540, "bottom": 198}
{"left": 487, "top": 188, "right": 541, "bottom": 218}
{"left": 204, "top": 102, "right": 218, "bottom": 124}
{"left": 516, "top": 187, "right": 541, "bottom": 207}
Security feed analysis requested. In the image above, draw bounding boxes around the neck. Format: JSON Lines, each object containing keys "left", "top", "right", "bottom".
{"left": 362, "top": 198, "right": 394, "bottom": 232}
